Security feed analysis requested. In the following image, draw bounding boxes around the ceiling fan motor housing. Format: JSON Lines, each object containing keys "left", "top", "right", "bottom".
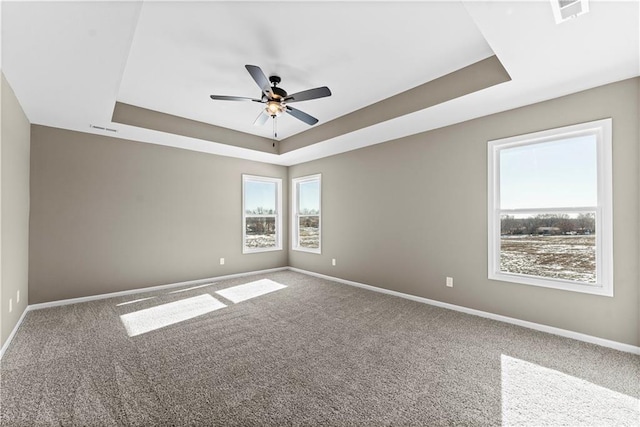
{"left": 270, "top": 85, "right": 287, "bottom": 100}
{"left": 269, "top": 75, "right": 281, "bottom": 85}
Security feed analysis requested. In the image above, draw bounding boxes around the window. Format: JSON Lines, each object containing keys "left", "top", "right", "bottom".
{"left": 242, "top": 175, "right": 282, "bottom": 253}
{"left": 292, "top": 174, "right": 321, "bottom": 253}
{"left": 488, "top": 119, "right": 613, "bottom": 296}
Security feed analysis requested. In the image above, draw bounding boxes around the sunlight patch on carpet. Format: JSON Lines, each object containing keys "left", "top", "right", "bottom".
{"left": 501, "top": 354, "right": 639, "bottom": 426}
{"left": 116, "top": 296, "right": 156, "bottom": 307}
{"left": 215, "top": 279, "right": 287, "bottom": 303}
{"left": 120, "top": 294, "right": 226, "bottom": 337}
{"left": 169, "top": 282, "right": 216, "bottom": 294}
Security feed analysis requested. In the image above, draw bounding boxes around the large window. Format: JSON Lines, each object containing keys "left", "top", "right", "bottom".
{"left": 242, "top": 175, "right": 282, "bottom": 253}
{"left": 488, "top": 119, "right": 613, "bottom": 296}
{"left": 292, "top": 174, "right": 321, "bottom": 253}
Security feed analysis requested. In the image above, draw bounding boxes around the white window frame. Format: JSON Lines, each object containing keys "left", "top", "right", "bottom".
{"left": 242, "top": 174, "right": 282, "bottom": 254}
{"left": 487, "top": 118, "right": 613, "bottom": 296}
{"left": 292, "top": 174, "right": 322, "bottom": 254}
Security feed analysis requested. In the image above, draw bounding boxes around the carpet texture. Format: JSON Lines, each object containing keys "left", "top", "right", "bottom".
{"left": 1, "top": 270, "right": 638, "bottom": 426}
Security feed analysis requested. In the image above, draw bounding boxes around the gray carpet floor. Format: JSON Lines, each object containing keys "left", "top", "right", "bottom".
{"left": 1, "top": 270, "right": 638, "bottom": 426}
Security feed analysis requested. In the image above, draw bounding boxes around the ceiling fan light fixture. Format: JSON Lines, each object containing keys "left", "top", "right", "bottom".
{"left": 266, "top": 100, "right": 285, "bottom": 117}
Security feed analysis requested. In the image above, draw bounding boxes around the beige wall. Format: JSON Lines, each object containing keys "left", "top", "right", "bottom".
{"left": 1, "top": 73, "right": 31, "bottom": 348}
{"left": 29, "top": 126, "right": 288, "bottom": 303}
{"left": 289, "top": 78, "right": 640, "bottom": 347}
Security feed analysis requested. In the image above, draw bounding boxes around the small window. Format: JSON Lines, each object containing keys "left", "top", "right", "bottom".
{"left": 242, "top": 175, "right": 282, "bottom": 253}
{"left": 292, "top": 174, "right": 321, "bottom": 253}
{"left": 488, "top": 119, "right": 613, "bottom": 296}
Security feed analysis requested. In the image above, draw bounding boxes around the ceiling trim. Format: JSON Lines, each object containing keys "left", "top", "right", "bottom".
{"left": 111, "top": 55, "right": 510, "bottom": 156}
{"left": 112, "top": 102, "right": 277, "bottom": 154}
{"left": 279, "top": 55, "right": 510, "bottom": 154}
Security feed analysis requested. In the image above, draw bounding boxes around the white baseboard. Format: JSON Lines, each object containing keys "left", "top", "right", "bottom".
{"left": 288, "top": 267, "right": 640, "bottom": 355}
{"left": 28, "top": 267, "right": 288, "bottom": 311}
{"left": 0, "top": 305, "right": 30, "bottom": 360}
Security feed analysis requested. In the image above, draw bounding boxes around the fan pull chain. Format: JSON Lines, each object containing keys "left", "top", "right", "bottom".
{"left": 273, "top": 116, "right": 278, "bottom": 145}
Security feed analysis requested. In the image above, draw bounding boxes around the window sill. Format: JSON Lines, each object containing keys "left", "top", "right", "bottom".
{"left": 292, "top": 247, "right": 321, "bottom": 254}
{"left": 243, "top": 247, "right": 283, "bottom": 254}
{"left": 489, "top": 271, "right": 613, "bottom": 297}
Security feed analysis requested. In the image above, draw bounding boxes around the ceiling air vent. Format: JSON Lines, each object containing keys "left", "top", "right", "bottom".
{"left": 90, "top": 124, "right": 118, "bottom": 133}
{"left": 551, "top": 0, "right": 589, "bottom": 24}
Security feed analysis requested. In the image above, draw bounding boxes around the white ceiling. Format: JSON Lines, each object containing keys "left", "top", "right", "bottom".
{"left": 117, "top": 1, "right": 493, "bottom": 140}
{"left": 2, "top": 1, "right": 639, "bottom": 166}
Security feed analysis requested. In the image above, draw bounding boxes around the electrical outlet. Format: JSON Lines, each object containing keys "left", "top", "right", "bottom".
{"left": 17, "top": 290, "right": 20, "bottom": 303}
{"left": 9, "top": 298, "right": 12, "bottom": 313}
{"left": 332, "top": 258, "right": 336, "bottom": 266}
{"left": 446, "top": 277, "right": 454, "bottom": 288}
{"left": 220, "top": 258, "right": 225, "bottom": 265}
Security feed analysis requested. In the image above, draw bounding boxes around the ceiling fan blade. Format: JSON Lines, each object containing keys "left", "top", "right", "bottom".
{"left": 284, "top": 86, "right": 331, "bottom": 103}
{"left": 210, "top": 95, "right": 262, "bottom": 102}
{"left": 286, "top": 106, "right": 319, "bottom": 126}
{"left": 253, "top": 111, "right": 270, "bottom": 126}
{"left": 245, "top": 65, "right": 274, "bottom": 99}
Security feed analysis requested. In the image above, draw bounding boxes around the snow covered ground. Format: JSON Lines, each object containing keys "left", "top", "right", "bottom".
{"left": 500, "top": 235, "right": 596, "bottom": 283}
{"left": 245, "top": 234, "right": 276, "bottom": 249}
{"left": 298, "top": 226, "right": 319, "bottom": 249}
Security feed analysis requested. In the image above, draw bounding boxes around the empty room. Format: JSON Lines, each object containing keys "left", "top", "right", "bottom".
{"left": 1, "top": 1, "right": 639, "bottom": 425}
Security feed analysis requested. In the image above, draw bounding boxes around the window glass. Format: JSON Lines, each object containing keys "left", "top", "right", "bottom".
{"left": 499, "top": 213, "right": 596, "bottom": 283}
{"left": 244, "top": 181, "right": 277, "bottom": 214}
{"left": 243, "top": 175, "right": 282, "bottom": 253}
{"left": 292, "top": 175, "right": 321, "bottom": 253}
{"left": 298, "top": 180, "right": 320, "bottom": 214}
{"left": 500, "top": 135, "right": 597, "bottom": 210}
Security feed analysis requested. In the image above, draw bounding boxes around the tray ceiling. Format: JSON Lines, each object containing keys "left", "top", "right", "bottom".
{"left": 2, "top": 1, "right": 638, "bottom": 166}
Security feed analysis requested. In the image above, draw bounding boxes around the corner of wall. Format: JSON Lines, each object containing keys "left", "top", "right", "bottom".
{"left": 0, "top": 70, "right": 4, "bottom": 347}
{"left": 637, "top": 76, "right": 640, "bottom": 348}
{"left": 285, "top": 164, "right": 291, "bottom": 267}
{"left": 0, "top": 71, "right": 31, "bottom": 352}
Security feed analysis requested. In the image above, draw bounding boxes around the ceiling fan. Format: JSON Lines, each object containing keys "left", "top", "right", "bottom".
{"left": 210, "top": 65, "right": 332, "bottom": 133}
